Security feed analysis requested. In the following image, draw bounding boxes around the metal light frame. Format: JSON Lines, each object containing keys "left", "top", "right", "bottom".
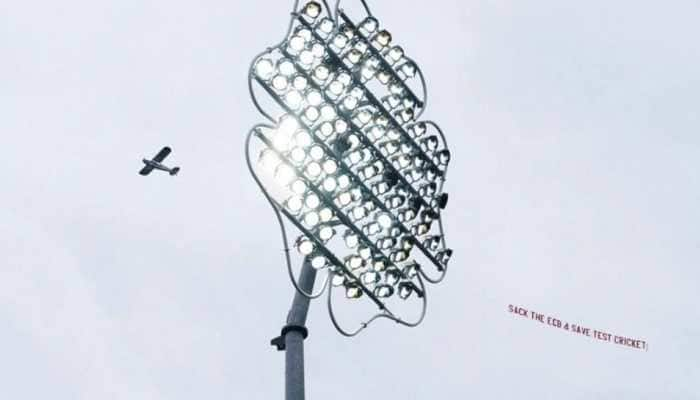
{"left": 245, "top": 0, "right": 452, "bottom": 336}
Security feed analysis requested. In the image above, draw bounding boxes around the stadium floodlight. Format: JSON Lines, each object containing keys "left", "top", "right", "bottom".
{"left": 245, "top": 1, "right": 453, "bottom": 398}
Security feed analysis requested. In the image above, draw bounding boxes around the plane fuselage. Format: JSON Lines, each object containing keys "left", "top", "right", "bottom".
{"left": 143, "top": 159, "right": 173, "bottom": 172}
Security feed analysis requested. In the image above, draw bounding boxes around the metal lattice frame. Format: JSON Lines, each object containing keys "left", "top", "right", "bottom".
{"left": 245, "top": 0, "right": 452, "bottom": 336}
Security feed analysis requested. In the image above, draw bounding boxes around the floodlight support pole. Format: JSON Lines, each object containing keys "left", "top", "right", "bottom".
{"left": 271, "top": 258, "right": 316, "bottom": 400}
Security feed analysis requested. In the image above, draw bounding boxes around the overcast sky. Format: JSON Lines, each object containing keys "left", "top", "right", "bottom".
{"left": 2, "top": 0, "right": 699, "bottom": 398}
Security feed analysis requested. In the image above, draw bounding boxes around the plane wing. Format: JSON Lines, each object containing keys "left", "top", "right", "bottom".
{"left": 139, "top": 165, "right": 154, "bottom": 176}
{"left": 152, "top": 147, "right": 171, "bottom": 163}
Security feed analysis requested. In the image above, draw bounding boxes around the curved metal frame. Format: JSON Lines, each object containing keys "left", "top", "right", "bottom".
{"left": 327, "top": 271, "right": 427, "bottom": 337}
{"left": 245, "top": 0, "right": 451, "bottom": 335}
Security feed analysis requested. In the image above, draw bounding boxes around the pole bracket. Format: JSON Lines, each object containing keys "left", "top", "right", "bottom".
{"left": 270, "top": 324, "right": 309, "bottom": 351}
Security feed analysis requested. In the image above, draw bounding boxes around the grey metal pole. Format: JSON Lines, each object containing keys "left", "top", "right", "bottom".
{"left": 271, "top": 258, "right": 316, "bottom": 400}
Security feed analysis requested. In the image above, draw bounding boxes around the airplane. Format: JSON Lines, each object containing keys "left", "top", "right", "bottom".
{"left": 139, "top": 146, "right": 180, "bottom": 176}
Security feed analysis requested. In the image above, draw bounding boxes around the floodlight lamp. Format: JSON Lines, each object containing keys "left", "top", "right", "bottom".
{"left": 245, "top": 0, "right": 454, "bottom": 336}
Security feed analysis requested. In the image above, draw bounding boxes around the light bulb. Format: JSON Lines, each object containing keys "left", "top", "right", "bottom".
{"left": 307, "top": 90, "right": 323, "bottom": 106}
{"left": 309, "top": 145, "right": 324, "bottom": 160}
{"left": 255, "top": 58, "right": 275, "bottom": 79}
{"left": 344, "top": 231, "right": 359, "bottom": 248}
{"left": 385, "top": 268, "right": 401, "bottom": 286}
{"left": 299, "top": 50, "right": 314, "bottom": 65}
{"left": 436, "top": 149, "right": 451, "bottom": 166}
{"left": 347, "top": 151, "right": 362, "bottom": 165}
{"left": 306, "top": 162, "right": 322, "bottom": 177}
{"left": 322, "top": 159, "right": 337, "bottom": 174}
{"left": 311, "top": 255, "right": 327, "bottom": 269}
{"left": 290, "top": 147, "right": 306, "bottom": 163}
{"left": 369, "top": 125, "right": 385, "bottom": 141}
{"left": 360, "top": 17, "right": 378, "bottom": 34}
{"left": 375, "top": 284, "right": 394, "bottom": 298}
{"left": 304, "top": 211, "right": 320, "bottom": 227}
{"left": 343, "top": 96, "right": 358, "bottom": 110}
{"left": 403, "top": 262, "right": 419, "bottom": 278}
{"left": 335, "top": 119, "right": 348, "bottom": 134}
{"left": 379, "top": 237, "right": 395, "bottom": 249}
{"left": 286, "top": 196, "right": 304, "bottom": 213}
{"left": 333, "top": 34, "right": 348, "bottom": 49}
{"left": 362, "top": 165, "right": 378, "bottom": 179}
{"left": 322, "top": 177, "right": 337, "bottom": 192}
{"left": 318, "top": 18, "right": 334, "bottom": 34}
{"left": 311, "top": 43, "right": 325, "bottom": 58}
{"left": 272, "top": 75, "right": 288, "bottom": 91}
{"left": 303, "top": 1, "right": 322, "bottom": 19}
{"left": 291, "top": 179, "right": 307, "bottom": 194}
{"left": 319, "top": 226, "right": 335, "bottom": 241}
{"left": 305, "top": 193, "right": 320, "bottom": 209}
{"left": 338, "top": 192, "right": 352, "bottom": 206}
{"left": 412, "top": 223, "right": 430, "bottom": 236}
{"left": 373, "top": 259, "right": 386, "bottom": 272}
{"left": 411, "top": 122, "right": 427, "bottom": 137}
{"left": 296, "top": 237, "right": 314, "bottom": 255}
{"left": 377, "top": 213, "right": 393, "bottom": 229}
{"left": 319, "top": 122, "right": 334, "bottom": 137}
{"left": 279, "top": 60, "right": 295, "bottom": 76}
{"left": 364, "top": 222, "right": 380, "bottom": 236}
{"left": 385, "top": 95, "right": 401, "bottom": 109}
{"left": 398, "top": 282, "right": 413, "bottom": 299}
{"left": 285, "top": 91, "right": 303, "bottom": 109}
{"left": 374, "top": 30, "right": 392, "bottom": 47}
{"left": 289, "top": 35, "right": 305, "bottom": 52}
{"left": 387, "top": 81, "right": 403, "bottom": 96}
{"left": 337, "top": 174, "right": 350, "bottom": 189}
{"left": 361, "top": 65, "right": 375, "bottom": 81}
{"left": 314, "top": 65, "right": 330, "bottom": 81}
{"left": 388, "top": 46, "right": 404, "bottom": 63}
{"left": 390, "top": 250, "right": 407, "bottom": 262}
{"left": 320, "top": 105, "right": 336, "bottom": 120}
{"left": 305, "top": 106, "right": 320, "bottom": 121}
{"left": 421, "top": 235, "right": 438, "bottom": 251}
{"left": 399, "top": 108, "right": 414, "bottom": 123}
{"left": 356, "top": 110, "right": 372, "bottom": 125}
{"left": 329, "top": 81, "right": 345, "bottom": 96}
{"left": 297, "top": 28, "right": 312, "bottom": 41}
{"left": 345, "top": 255, "right": 363, "bottom": 270}
{"left": 362, "top": 271, "right": 380, "bottom": 285}
{"left": 351, "top": 206, "right": 366, "bottom": 221}
{"left": 358, "top": 246, "right": 371, "bottom": 260}
{"left": 347, "top": 49, "right": 362, "bottom": 64}
{"left": 422, "top": 136, "right": 439, "bottom": 152}
{"left": 345, "top": 284, "right": 363, "bottom": 299}
{"left": 401, "top": 62, "right": 417, "bottom": 78}
{"left": 332, "top": 274, "right": 345, "bottom": 287}
{"left": 319, "top": 207, "right": 333, "bottom": 222}
{"left": 377, "top": 70, "right": 391, "bottom": 84}
{"left": 293, "top": 76, "right": 308, "bottom": 90}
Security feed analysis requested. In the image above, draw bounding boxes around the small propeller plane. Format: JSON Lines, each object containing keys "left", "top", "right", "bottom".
{"left": 139, "top": 146, "right": 180, "bottom": 176}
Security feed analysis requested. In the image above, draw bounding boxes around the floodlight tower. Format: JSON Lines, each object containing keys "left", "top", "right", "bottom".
{"left": 245, "top": 1, "right": 453, "bottom": 399}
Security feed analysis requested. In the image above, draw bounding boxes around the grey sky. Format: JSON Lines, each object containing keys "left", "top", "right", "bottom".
{"left": 1, "top": 0, "right": 699, "bottom": 399}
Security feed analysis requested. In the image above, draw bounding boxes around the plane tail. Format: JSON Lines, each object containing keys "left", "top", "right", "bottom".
{"left": 170, "top": 167, "right": 180, "bottom": 176}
